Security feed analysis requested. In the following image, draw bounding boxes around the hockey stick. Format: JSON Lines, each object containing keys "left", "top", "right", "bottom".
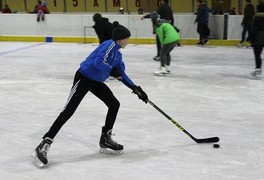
{"left": 147, "top": 99, "right": 219, "bottom": 143}
{"left": 120, "top": 79, "right": 219, "bottom": 143}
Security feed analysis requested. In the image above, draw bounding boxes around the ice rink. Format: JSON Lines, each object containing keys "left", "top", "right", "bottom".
{"left": 0, "top": 42, "right": 263, "bottom": 180}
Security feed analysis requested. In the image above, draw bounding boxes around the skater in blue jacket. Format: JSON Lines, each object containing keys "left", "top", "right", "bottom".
{"left": 32, "top": 21, "right": 148, "bottom": 168}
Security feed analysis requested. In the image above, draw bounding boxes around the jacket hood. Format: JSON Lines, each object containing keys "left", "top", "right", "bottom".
{"left": 100, "top": 17, "right": 109, "bottom": 23}
{"left": 156, "top": 19, "right": 169, "bottom": 26}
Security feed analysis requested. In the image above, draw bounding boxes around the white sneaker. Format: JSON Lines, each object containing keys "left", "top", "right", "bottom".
{"left": 154, "top": 67, "right": 167, "bottom": 76}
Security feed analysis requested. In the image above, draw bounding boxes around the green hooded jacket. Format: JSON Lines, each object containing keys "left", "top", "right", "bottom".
{"left": 155, "top": 22, "right": 180, "bottom": 45}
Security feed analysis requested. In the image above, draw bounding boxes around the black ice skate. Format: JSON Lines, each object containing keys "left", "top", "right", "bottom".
{"left": 236, "top": 42, "right": 251, "bottom": 48}
{"left": 99, "top": 130, "right": 123, "bottom": 154}
{"left": 153, "top": 56, "right": 160, "bottom": 61}
{"left": 32, "top": 137, "right": 53, "bottom": 168}
{"left": 196, "top": 41, "right": 202, "bottom": 45}
{"left": 200, "top": 39, "right": 209, "bottom": 46}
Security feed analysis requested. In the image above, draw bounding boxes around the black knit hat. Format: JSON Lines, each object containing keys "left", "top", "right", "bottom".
{"left": 93, "top": 13, "right": 102, "bottom": 23}
{"left": 112, "top": 21, "right": 131, "bottom": 41}
{"left": 257, "top": 4, "right": 264, "bottom": 12}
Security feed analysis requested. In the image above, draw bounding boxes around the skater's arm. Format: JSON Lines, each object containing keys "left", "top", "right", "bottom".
{"left": 117, "top": 74, "right": 148, "bottom": 104}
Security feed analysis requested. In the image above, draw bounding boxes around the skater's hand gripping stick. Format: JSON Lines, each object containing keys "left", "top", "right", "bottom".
{"left": 132, "top": 86, "right": 148, "bottom": 103}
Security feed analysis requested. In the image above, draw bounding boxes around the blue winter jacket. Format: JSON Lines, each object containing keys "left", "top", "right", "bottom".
{"left": 195, "top": 4, "right": 210, "bottom": 23}
{"left": 79, "top": 40, "right": 135, "bottom": 88}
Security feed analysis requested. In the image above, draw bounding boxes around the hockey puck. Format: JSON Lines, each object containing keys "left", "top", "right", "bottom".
{"left": 213, "top": 144, "right": 220, "bottom": 148}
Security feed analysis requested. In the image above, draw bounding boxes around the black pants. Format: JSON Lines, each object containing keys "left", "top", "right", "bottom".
{"left": 253, "top": 45, "right": 264, "bottom": 69}
{"left": 156, "top": 34, "right": 161, "bottom": 57}
{"left": 197, "top": 22, "right": 210, "bottom": 40}
{"left": 43, "top": 70, "right": 120, "bottom": 139}
{"left": 241, "top": 23, "right": 252, "bottom": 43}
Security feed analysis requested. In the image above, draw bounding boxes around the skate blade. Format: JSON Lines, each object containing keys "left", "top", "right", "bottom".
{"left": 200, "top": 43, "right": 209, "bottom": 47}
{"left": 32, "top": 152, "right": 46, "bottom": 168}
{"left": 99, "top": 148, "right": 124, "bottom": 155}
{"left": 203, "top": 42, "right": 209, "bottom": 46}
{"left": 153, "top": 72, "right": 166, "bottom": 76}
{"left": 249, "top": 76, "right": 262, "bottom": 80}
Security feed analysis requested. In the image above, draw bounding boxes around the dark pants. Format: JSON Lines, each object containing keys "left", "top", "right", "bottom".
{"left": 156, "top": 35, "right": 161, "bottom": 57}
{"left": 240, "top": 23, "right": 252, "bottom": 43}
{"left": 160, "top": 41, "right": 178, "bottom": 67}
{"left": 253, "top": 45, "right": 264, "bottom": 69}
{"left": 43, "top": 70, "right": 120, "bottom": 139}
{"left": 197, "top": 22, "right": 210, "bottom": 40}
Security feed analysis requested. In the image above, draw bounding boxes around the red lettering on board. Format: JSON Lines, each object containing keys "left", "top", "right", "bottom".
{"left": 113, "top": 0, "right": 121, "bottom": 7}
{"left": 135, "top": 0, "right": 141, "bottom": 7}
{"left": 73, "top": 0, "right": 78, "bottom": 7}
{"left": 94, "top": 0, "right": 99, "bottom": 7}
{"left": 157, "top": 0, "right": 162, "bottom": 7}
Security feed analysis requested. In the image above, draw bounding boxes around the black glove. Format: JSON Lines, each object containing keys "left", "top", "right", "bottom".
{"left": 110, "top": 67, "right": 122, "bottom": 79}
{"left": 174, "top": 26, "right": 180, "bottom": 33}
{"left": 133, "top": 86, "right": 148, "bottom": 103}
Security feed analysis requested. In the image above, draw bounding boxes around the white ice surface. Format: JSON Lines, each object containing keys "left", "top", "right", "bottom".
{"left": 0, "top": 42, "right": 264, "bottom": 180}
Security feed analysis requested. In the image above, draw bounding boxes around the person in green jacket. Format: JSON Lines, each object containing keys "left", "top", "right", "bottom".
{"left": 151, "top": 12, "right": 180, "bottom": 76}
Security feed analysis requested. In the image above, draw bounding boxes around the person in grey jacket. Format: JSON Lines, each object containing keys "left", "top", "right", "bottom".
{"left": 141, "top": 0, "right": 174, "bottom": 61}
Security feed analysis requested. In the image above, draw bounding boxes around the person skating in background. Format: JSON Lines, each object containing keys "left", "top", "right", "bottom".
{"left": 249, "top": 2, "right": 264, "bottom": 79}
{"left": 151, "top": 12, "right": 180, "bottom": 76}
{"left": 137, "top": 7, "right": 143, "bottom": 14}
{"left": 119, "top": 7, "right": 124, "bottom": 14}
{"left": 92, "top": 13, "right": 114, "bottom": 44}
{"left": 141, "top": 0, "right": 174, "bottom": 61}
{"left": 237, "top": 0, "right": 255, "bottom": 47}
{"left": 229, "top": 7, "right": 236, "bottom": 15}
{"left": 2, "top": 4, "right": 12, "bottom": 13}
{"left": 32, "top": 0, "right": 41, "bottom": 14}
{"left": 194, "top": 0, "right": 211, "bottom": 46}
{"left": 32, "top": 21, "right": 148, "bottom": 168}
{"left": 37, "top": 0, "right": 50, "bottom": 22}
